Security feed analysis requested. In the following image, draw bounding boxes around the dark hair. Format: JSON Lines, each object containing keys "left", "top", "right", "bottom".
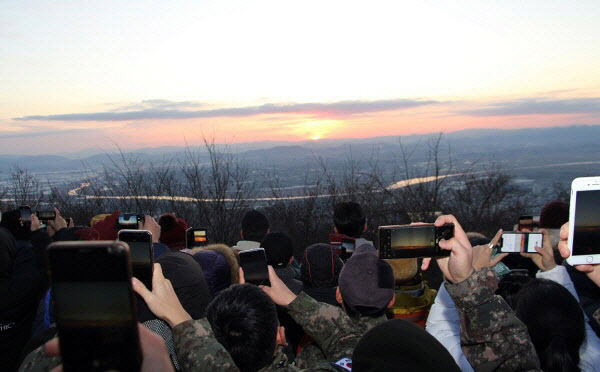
{"left": 333, "top": 202, "right": 366, "bottom": 238}
{"left": 206, "top": 284, "right": 278, "bottom": 372}
{"left": 496, "top": 271, "right": 532, "bottom": 309}
{"left": 241, "top": 210, "right": 270, "bottom": 243}
{"left": 343, "top": 301, "right": 388, "bottom": 319}
{"left": 539, "top": 201, "right": 569, "bottom": 229}
{"left": 514, "top": 279, "right": 584, "bottom": 372}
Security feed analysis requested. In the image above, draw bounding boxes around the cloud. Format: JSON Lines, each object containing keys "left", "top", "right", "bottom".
{"left": 109, "top": 99, "right": 206, "bottom": 112}
{"left": 460, "top": 97, "right": 600, "bottom": 116}
{"left": 0, "top": 128, "right": 96, "bottom": 139}
{"left": 13, "top": 98, "right": 441, "bottom": 122}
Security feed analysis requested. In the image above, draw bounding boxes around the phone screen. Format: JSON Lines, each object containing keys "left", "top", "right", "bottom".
{"left": 391, "top": 225, "right": 436, "bottom": 250}
{"left": 194, "top": 230, "right": 207, "bottom": 243}
{"left": 239, "top": 248, "right": 269, "bottom": 285}
{"left": 500, "top": 233, "right": 542, "bottom": 253}
{"left": 518, "top": 216, "right": 533, "bottom": 231}
{"left": 572, "top": 189, "right": 600, "bottom": 256}
{"left": 19, "top": 206, "right": 32, "bottom": 223}
{"left": 49, "top": 243, "right": 141, "bottom": 371}
{"left": 119, "top": 231, "right": 153, "bottom": 290}
{"left": 36, "top": 210, "right": 56, "bottom": 220}
{"left": 186, "top": 227, "right": 208, "bottom": 248}
{"left": 117, "top": 215, "right": 140, "bottom": 230}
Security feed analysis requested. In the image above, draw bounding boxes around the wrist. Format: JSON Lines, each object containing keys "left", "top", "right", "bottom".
{"left": 167, "top": 309, "right": 192, "bottom": 328}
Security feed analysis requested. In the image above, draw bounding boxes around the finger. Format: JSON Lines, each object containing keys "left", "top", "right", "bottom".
{"left": 575, "top": 264, "right": 594, "bottom": 273}
{"left": 54, "top": 207, "right": 61, "bottom": 218}
{"left": 520, "top": 252, "right": 535, "bottom": 259}
{"left": 50, "top": 366, "right": 64, "bottom": 372}
{"left": 558, "top": 240, "right": 571, "bottom": 258}
{"left": 45, "top": 337, "right": 60, "bottom": 357}
{"left": 132, "top": 277, "right": 152, "bottom": 300}
{"left": 559, "top": 222, "right": 569, "bottom": 240}
{"left": 239, "top": 267, "right": 245, "bottom": 284}
{"left": 435, "top": 215, "right": 470, "bottom": 249}
{"left": 490, "top": 229, "right": 503, "bottom": 246}
{"left": 421, "top": 257, "right": 431, "bottom": 271}
{"left": 539, "top": 229, "right": 552, "bottom": 252}
{"left": 490, "top": 253, "right": 509, "bottom": 266}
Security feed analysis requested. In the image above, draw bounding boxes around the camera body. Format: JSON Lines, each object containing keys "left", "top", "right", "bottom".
{"left": 378, "top": 223, "right": 454, "bottom": 259}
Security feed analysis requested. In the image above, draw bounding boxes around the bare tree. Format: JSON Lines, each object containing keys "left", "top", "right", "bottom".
{"left": 7, "top": 166, "right": 44, "bottom": 209}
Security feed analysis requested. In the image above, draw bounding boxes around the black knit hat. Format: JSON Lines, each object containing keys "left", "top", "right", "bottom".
{"left": 352, "top": 319, "right": 461, "bottom": 372}
{"left": 300, "top": 243, "right": 344, "bottom": 288}
{"left": 260, "top": 232, "right": 293, "bottom": 268}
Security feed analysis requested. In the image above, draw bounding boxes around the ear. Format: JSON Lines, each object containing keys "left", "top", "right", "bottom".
{"left": 335, "top": 287, "right": 343, "bottom": 305}
{"left": 240, "top": 229, "right": 244, "bottom": 239}
{"left": 363, "top": 223, "right": 368, "bottom": 233}
{"left": 275, "top": 326, "right": 287, "bottom": 348}
{"left": 334, "top": 226, "right": 339, "bottom": 234}
{"left": 289, "top": 256, "right": 294, "bottom": 265}
{"left": 387, "top": 293, "right": 396, "bottom": 308}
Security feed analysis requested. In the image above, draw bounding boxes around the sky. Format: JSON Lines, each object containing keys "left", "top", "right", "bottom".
{"left": 1, "top": 0, "right": 600, "bottom": 155}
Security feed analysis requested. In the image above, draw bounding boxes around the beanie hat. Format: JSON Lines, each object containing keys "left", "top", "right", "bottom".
{"left": 138, "top": 251, "right": 212, "bottom": 322}
{"left": 300, "top": 243, "right": 344, "bottom": 288}
{"left": 260, "top": 232, "right": 293, "bottom": 268}
{"left": 158, "top": 213, "right": 188, "bottom": 250}
{"left": 338, "top": 244, "right": 394, "bottom": 311}
{"left": 352, "top": 319, "right": 460, "bottom": 371}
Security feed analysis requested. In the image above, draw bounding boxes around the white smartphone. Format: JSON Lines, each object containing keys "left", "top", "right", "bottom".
{"left": 567, "top": 176, "right": 600, "bottom": 265}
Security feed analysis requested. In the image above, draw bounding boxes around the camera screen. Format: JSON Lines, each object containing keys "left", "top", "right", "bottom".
{"left": 194, "top": 230, "right": 207, "bottom": 243}
{"left": 37, "top": 210, "right": 56, "bottom": 220}
{"left": 501, "top": 233, "right": 541, "bottom": 253}
{"left": 573, "top": 190, "right": 600, "bottom": 256}
{"left": 118, "top": 215, "right": 138, "bottom": 227}
{"left": 391, "top": 226, "right": 435, "bottom": 250}
{"left": 126, "top": 241, "right": 151, "bottom": 265}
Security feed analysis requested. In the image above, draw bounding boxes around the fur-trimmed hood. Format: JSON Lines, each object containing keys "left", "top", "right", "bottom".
{"left": 190, "top": 244, "right": 239, "bottom": 294}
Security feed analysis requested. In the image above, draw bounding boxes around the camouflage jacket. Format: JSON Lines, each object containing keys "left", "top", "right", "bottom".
{"left": 172, "top": 292, "right": 360, "bottom": 371}
{"left": 295, "top": 312, "right": 386, "bottom": 369}
{"left": 445, "top": 267, "right": 541, "bottom": 372}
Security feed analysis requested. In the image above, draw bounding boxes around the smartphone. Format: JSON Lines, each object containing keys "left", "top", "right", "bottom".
{"left": 518, "top": 215, "right": 533, "bottom": 232}
{"left": 115, "top": 213, "right": 144, "bottom": 230}
{"left": 378, "top": 224, "right": 454, "bottom": 259}
{"left": 19, "top": 205, "right": 32, "bottom": 226}
{"left": 498, "top": 232, "right": 542, "bottom": 253}
{"left": 185, "top": 227, "right": 208, "bottom": 248}
{"left": 329, "top": 234, "right": 356, "bottom": 257}
{"left": 118, "top": 230, "right": 154, "bottom": 290}
{"left": 239, "top": 248, "right": 269, "bottom": 285}
{"left": 36, "top": 210, "right": 56, "bottom": 221}
{"left": 567, "top": 177, "right": 600, "bottom": 265}
{"left": 47, "top": 241, "right": 142, "bottom": 371}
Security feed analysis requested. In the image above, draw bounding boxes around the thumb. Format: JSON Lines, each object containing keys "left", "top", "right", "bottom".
{"left": 132, "top": 277, "right": 152, "bottom": 302}
{"left": 490, "top": 253, "right": 508, "bottom": 266}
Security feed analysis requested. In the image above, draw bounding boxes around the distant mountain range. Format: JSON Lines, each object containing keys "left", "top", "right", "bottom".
{"left": 1, "top": 125, "right": 599, "bottom": 176}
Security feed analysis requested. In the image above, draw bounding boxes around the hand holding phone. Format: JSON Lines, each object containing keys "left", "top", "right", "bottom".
{"left": 566, "top": 177, "right": 600, "bottom": 266}
{"left": 241, "top": 266, "right": 297, "bottom": 307}
{"left": 238, "top": 248, "right": 269, "bottom": 286}
{"left": 520, "top": 229, "right": 557, "bottom": 272}
{"left": 472, "top": 229, "right": 508, "bottom": 271}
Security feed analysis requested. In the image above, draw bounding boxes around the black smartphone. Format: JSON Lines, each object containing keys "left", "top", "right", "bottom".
{"left": 47, "top": 241, "right": 142, "bottom": 372}
{"left": 19, "top": 205, "right": 32, "bottom": 225}
{"left": 36, "top": 210, "right": 57, "bottom": 221}
{"left": 118, "top": 229, "right": 154, "bottom": 290}
{"left": 186, "top": 227, "right": 208, "bottom": 248}
{"left": 115, "top": 213, "right": 144, "bottom": 230}
{"left": 498, "top": 232, "right": 543, "bottom": 254}
{"left": 518, "top": 215, "right": 533, "bottom": 232}
{"left": 378, "top": 224, "right": 454, "bottom": 259}
{"left": 239, "top": 248, "right": 269, "bottom": 285}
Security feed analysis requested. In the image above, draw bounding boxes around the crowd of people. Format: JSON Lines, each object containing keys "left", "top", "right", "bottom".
{"left": 1, "top": 198, "right": 599, "bottom": 371}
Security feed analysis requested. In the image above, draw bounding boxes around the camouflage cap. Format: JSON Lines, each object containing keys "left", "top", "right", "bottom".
{"left": 338, "top": 244, "right": 394, "bottom": 310}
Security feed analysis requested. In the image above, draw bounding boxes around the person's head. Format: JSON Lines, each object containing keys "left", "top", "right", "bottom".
{"left": 0, "top": 209, "right": 31, "bottom": 241}
{"left": 241, "top": 210, "right": 270, "bottom": 243}
{"left": 539, "top": 201, "right": 569, "bottom": 229}
{"left": 157, "top": 213, "right": 188, "bottom": 250}
{"left": 260, "top": 232, "right": 293, "bottom": 268}
{"left": 496, "top": 270, "right": 532, "bottom": 309}
{"left": 514, "top": 279, "right": 585, "bottom": 372}
{"left": 333, "top": 201, "right": 366, "bottom": 238}
{"left": 0, "top": 227, "right": 17, "bottom": 289}
{"left": 352, "top": 319, "right": 460, "bottom": 371}
{"left": 300, "top": 243, "right": 344, "bottom": 288}
{"left": 191, "top": 244, "right": 240, "bottom": 296}
{"left": 206, "top": 284, "right": 284, "bottom": 372}
{"left": 337, "top": 244, "right": 395, "bottom": 318}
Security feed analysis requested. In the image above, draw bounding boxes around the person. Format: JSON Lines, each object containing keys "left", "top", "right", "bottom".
{"left": 232, "top": 210, "right": 270, "bottom": 254}
{"left": 539, "top": 200, "right": 569, "bottom": 265}
{"left": 132, "top": 264, "right": 362, "bottom": 371}
{"left": 333, "top": 201, "right": 372, "bottom": 248}
{"left": 299, "top": 243, "right": 343, "bottom": 307}
{"left": 158, "top": 213, "right": 188, "bottom": 251}
{"left": 261, "top": 232, "right": 303, "bottom": 295}
{"left": 294, "top": 243, "right": 395, "bottom": 369}
{"left": 422, "top": 215, "right": 540, "bottom": 370}
{"left": 0, "top": 212, "right": 50, "bottom": 372}
{"left": 190, "top": 244, "right": 239, "bottom": 297}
